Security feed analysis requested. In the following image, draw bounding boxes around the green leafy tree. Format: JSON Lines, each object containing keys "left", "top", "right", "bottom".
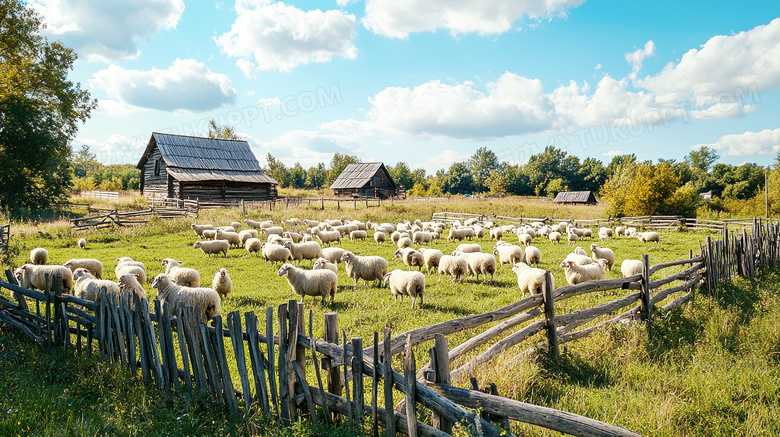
{"left": 289, "top": 162, "right": 306, "bottom": 189}
{"left": 427, "top": 180, "right": 444, "bottom": 197}
{"left": 0, "top": 0, "right": 96, "bottom": 216}
{"left": 407, "top": 182, "right": 428, "bottom": 197}
{"left": 441, "top": 162, "right": 474, "bottom": 195}
{"left": 769, "top": 153, "right": 780, "bottom": 214}
{"left": 325, "top": 153, "right": 360, "bottom": 187}
{"left": 605, "top": 154, "right": 637, "bottom": 178}
{"left": 503, "top": 165, "right": 532, "bottom": 196}
{"left": 71, "top": 145, "right": 100, "bottom": 177}
{"left": 577, "top": 158, "right": 607, "bottom": 192}
{"left": 305, "top": 163, "right": 326, "bottom": 189}
{"left": 601, "top": 162, "right": 691, "bottom": 216}
{"left": 524, "top": 146, "right": 567, "bottom": 196}
{"left": 206, "top": 119, "right": 242, "bottom": 140}
{"left": 685, "top": 146, "right": 719, "bottom": 189}
{"left": 388, "top": 162, "right": 416, "bottom": 190}
{"left": 265, "top": 154, "right": 291, "bottom": 187}
{"left": 468, "top": 147, "right": 500, "bottom": 192}
{"left": 546, "top": 178, "right": 568, "bottom": 198}
{"left": 485, "top": 170, "right": 508, "bottom": 195}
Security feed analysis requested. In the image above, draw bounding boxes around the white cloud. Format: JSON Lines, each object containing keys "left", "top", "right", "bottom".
{"left": 77, "top": 134, "right": 143, "bottom": 164}
{"left": 423, "top": 149, "right": 470, "bottom": 174}
{"left": 93, "top": 99, "right": 140, "bottom": 118}
{"left": 695, "top": 128, "right": 780, "bottom": 156}
{"left": 91, "top": 59, "right": 237, "bottom": 113}
{"left": 595, "top": 64, "right": 602, "bottom": 70}
{"left": 253, "top": 130, "right": 363, "bottom": 168}
{"left": 603, "top": 150, "right": 624, "bottom": 157}
{"left": 215, "top": 0, "right": 357, "bottom": 74}
{"left": 30, "top": 0, "right": 184, "bottom": 61}
{"left": 362, "top": 0, "right": 584, "bottom": 38}
{"left": 625, "top": 40, "right": 654, "bottom": 80}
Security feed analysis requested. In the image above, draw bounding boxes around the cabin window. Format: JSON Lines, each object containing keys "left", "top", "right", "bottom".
{"left": 154, "top": 158, "right": 162, "bottom": 176}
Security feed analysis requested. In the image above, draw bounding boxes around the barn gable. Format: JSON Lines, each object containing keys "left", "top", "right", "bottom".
{"left": 330, "top": 162, "right": 398, "bottom": 198}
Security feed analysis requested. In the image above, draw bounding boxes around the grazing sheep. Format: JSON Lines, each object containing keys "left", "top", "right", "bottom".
{"left": 412, "top": 231, "right": 433, "bottom": 245}
{"left": 30, "top": 248, "right": 49, "bottom": 265}
{"left": 560, "top": 259, "right": 608, "bottom": 285}
{"left": 284, "top": 231, "right": 304, "bottom": 243}
{"left": 456, "top": 243, "right": 482, "bottom": 253}
{"left": 489, "top": 228, "right": 503, "bottom": 240}
{"left": 511, "top": 262, "right": 554, "bottom": 298}
{"left": 63, "top": 258, "right": 104, "bottom": 279}
{"left": 548, "top": 231, "right": 561, "bottom": 243}
{"left": 218, "top": 226, "right": 236, "bottom": 233}
{"left": 615, "top": 226, "right": 626, "bottom": 236}
{"left": 77, "top": 238, "right": 87, "bottom": 250}
{"left": 115, "top": 259, "right": 147, "bottom": 285}
{"left": 523, "top": 245, "right": 542, "bottom": 267}
{"left": 447, "top": 228, "right": 474, "bottom": 242}
{"left": 215, "top": 229, "right": 241, "bottom": 248}
{"left": 493, "top": 244, "right": 524, "bottom": 267}
{"left": 573, "top": 246, "right": 588, "bottom": 256}
{"left": 191, "top": 223, "right": 215, "bottom": 237}
{"left": 625, "top": 227, "right": 637, "bottom": 237}
{"left": 636, "top": 232, "right": 661, "bottom": 243}
{"left": 194, "top": 240, "right": 230, "bottom": 258}
{"left": 340, "top": 251, "right": 388, "bottom": 290}
{"left": 320, "top": 247, "right": 346, "bottom": 265}
{"left": 277, "top": 263, "right": 338, "bottom": 305}
{"left": 397, "top": 236, "right": 413, "bottom": 249}
{"left": 230, "top": 221, "right": 242, "bottom": 230}
{"left": 452, "top": 251, "right": 496, "bottom": 283}
{"left": 202, "top": 229, "right": 217, "bottom": 239}
{"left": 283, "top": 241, "right": 322, "bottom": 265}
{"left": 313, "top": 229, "right": 341, "bottom": 246}
{"left": 590, "top": 244, "right": 615, "bottom": 271}
{"left": 245, "top": 219, "right": 274, "bottom": 229}
{"left": 260, "top": 226, "right": 285, "bottom": 238}
{"left": 437, "top": 255, "right": 468, "bottom": 282}
{"left": 350, "top": 230, "right": 368, "bottom": 241}
{"left": 14, "top": 264, "right": 73, "bottom": 293}
{"left": 161, "top": 259, "right": 200, "bottom": 288}
{"left": 117, "top": 273, "right": 147, "bottom": 308}
{"left": 383, "top": 270, "right": 426, "bottom": 308}
{"left": 598, "top": 227, "right": 613, "bottom": 240}
{"left": 517, "top": 233, "right": 533, "bottom": 246}
{"left": 212, "top": 268, "right": 232, "bottom": 298}
{"left": 374, "top": 231, "right": 386, "bottom": 246}
{"left": 238, "top": 229, "right": 259, "bottom": 245}
{"left": 567, "top": 232, "right": 578, "bottom": 245}
{"left": 281, "top": 218, "right": 302, "bottom": 227}
{"left": 563, "top": 253, "right": 595, "bottom": 266}
{"left": 419, "top": 248, "right": 443, "bottom": 274}
{"left": 303, "top": 219, "right": 320, "bottom": 228}
{"left": 245, "top": 238, "right": 263, "bottom": 256}
{"left": 72, "top": 268, "right": 121, "bottom": 302}
{"left": 261, "top": 242, "right": 293, "bottom": 265}
{"left": 152, "top": 274, "right": 221, "bottom": 323}
{"left": 621, "top": 259, "right": 644, "bottom": 278}
{"left": 312, "top": 257, "right": 338, "bottom": 273}
{"left": 394, "top": 248, "right": 425, "bottom": 271}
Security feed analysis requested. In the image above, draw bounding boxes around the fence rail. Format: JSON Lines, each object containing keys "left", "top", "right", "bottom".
{"left": 80, "top": 190, "right": 120, "bottom": 200}
{"left": 0, "top": 223, "right": 9, "bottom": 253}
{"left": 1, "top": 219, "right": 778, "bottom": 436}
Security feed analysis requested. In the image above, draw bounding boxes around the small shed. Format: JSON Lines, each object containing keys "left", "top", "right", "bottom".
{"left": 136, "top": 133, "right": 278, "bottom": 201}
{"left": 553, "top": 191, "right": 598, "bottom": 205}
{"left": 330, "top": 162, "right": 398, "bottom": 199}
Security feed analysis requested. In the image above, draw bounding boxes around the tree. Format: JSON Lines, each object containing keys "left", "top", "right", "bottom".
{"left": 207, "top": 119, "right": 242, "bottom": 140}
{"left": 485, "top": 170, "right": 508, "bottom": 195}
{"left": 305, "top": 163, "right": 326, "bottom": 189}
{"left": 601, "top": 161, "right": 692, "bottom": 216}
{"left": 605, "top": 154, "right": 637, "bottom": 178}
{"left": 577, "top": 158, "right": 607, "bottom": 192}
{"left": 0, "top": 0, "right": 96, "bottom": 216}
{"left": 441, "top": 162, "right": 474, "bottom": 195}
{"left": 388, "top": 162, "right": 416, "bottom": 190}
{"left": 524, "top": 146, "right": 567, "bottom": 196}
{"left": 265, "top": 154, "right": 290, "bottom": 187}
{"left": 71, "top": 145, "right": 100, "bottom": 178}
{"left": 503, "top": 165, "right": 532, "bottom": 196}
{"left": 289, "top": 162, "right": 306, "bottom": 189}
{"left": 468, "top": 147, "right": 500, "bottom": 192}
{"left": 769, "top": 153, "right": 780, "bottom": 214}
{"left": 325, "top": 153, "right": 360, "bottom": 187}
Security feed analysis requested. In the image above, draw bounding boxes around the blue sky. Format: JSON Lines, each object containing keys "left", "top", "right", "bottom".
{"left": 30, "top": 0, "right": 780, "bottom": 174}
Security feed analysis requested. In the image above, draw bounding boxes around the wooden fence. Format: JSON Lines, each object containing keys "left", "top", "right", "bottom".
{"left": 1, "top": 219, "right": 778, "bottom": 436}
{"left": 81, "top": 190, "right": 120, "bottom": 200}
{"left": 0, "top": 223, "right": 9, "bottom": 254}
{"left": 69, "top": 206, "right": 198, "bottom": 231}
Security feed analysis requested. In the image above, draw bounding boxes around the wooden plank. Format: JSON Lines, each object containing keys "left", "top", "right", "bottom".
{"left": 266, "top": 306, "right": 280, "bottom": 418}
{"left": 154, "top": 300, "right": 169, "bottom": 386}
{"left": 143, "top": 298, "right": 164, "bottom": 388}
{"left": 245, "top": 312, "right": 270, "bottom": 414}
{"left": 323, "top": 312, "right": 342, "bottom": 406}
{"left": 227, "top": 312, "right": 253, "bottom": 413}
{"left": 277, "top": 303, "right": 291, "bottom": 423}
{"left": 200, "top": 318, "right": 223, "bottom": 403}
{"left": 640, "top": 254, "right": 652, "bottom": 324}
{"left": 372, "top": 331, "right": 379, "bottom": 437}
{"left": 287, "top": 300, "right": 299, "bottom": 421}
{"left": 383, "top": 327, "right": 396, "bottom": 437}
{"left": 430, "top": 334, "right": 452, "bottom": 434}
{"left": 309, "top": 310, "right": 331, "bottom": 425}
{"left": 292, "top": 361, "right": 318, "bottom": 425}
{"left": 404, "top": 336, "right": 418, "bottom": 437}
{"left": 175, "top": 307, "right": 192, "bottom": 392}
{"left": 133, "top": 294, "right": 151, "bottom": 384}
{"left": 124, "top": 294, "right": 137, "bottom": 376}
{"left": 352, "top": 337, "right": 364, "bottom": 427}
{"left": 542, "top": 271, "right": 559, "bottom": 361}
{"left": 213, "top": 316, "right": 238, "bottom": 413}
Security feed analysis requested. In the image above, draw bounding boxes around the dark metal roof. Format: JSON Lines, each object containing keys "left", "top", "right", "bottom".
{"left": 329, "top": 162, "right": 396, "bottom": 189}
{"left": 553, "top": 191, "right": 598, "bottom": 203}
{"left": 136, "top": 133, "right": 277, "bottom": 184}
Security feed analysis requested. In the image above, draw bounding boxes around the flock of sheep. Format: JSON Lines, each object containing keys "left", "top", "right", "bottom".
{"left": 12, "top": 215, "right": 662, "bottom": 324}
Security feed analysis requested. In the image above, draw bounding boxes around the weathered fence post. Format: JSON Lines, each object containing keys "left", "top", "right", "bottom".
{"left": 383, "top": 327, "right": 396, "bottom": 437}
{"left": 403, "top": 335, "right": 418, "bottom": 437}
{"left": 542, "top": 271, "right": 559, "bottom": 361}
{"left": 323, "top": 312, "right": 342, "bottom": 422}
{"left": 277, "top": 303, "right": 291, "bottom": 423}
{"left": 352, "top": 337, "right": 365, "bottom": 427}
{"left": 430, "top": 333, "right": 453, "bottom": 434}
{"left": 640, "top": 253, "right": 652, "bottom": 327}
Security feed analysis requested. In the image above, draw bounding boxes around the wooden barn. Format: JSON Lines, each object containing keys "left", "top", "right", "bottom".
{"left": 553, "top": 191, "right": 598, "bottom": 205}
{"left": 136, "top": 133, "right": 278, "bottom": 201}
{"left": 330, "top": 162, "right": 398, "bottom": 198}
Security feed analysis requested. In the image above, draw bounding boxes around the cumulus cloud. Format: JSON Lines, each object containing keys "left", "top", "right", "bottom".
{"left": 254, "top": 130, "right": 363, "bottom": 168}
{"left": 603, "top": 150, "right": 624, "bottom": 157}
{"left": 215, "top": 0, "right": 357, "bottom": 74}
{"left": 91, "top": 59, "right": 237, "bottom": 113}
{"left": 625, "top": 40, "right": 654, "bottom": 80}
{"left": 362, "top": 0, "right": 584, "bottom": 38}
{"left": 423, "top": 149, "right": 470, "bottom": 174}
{"left": 695, "top": 128, "right": 780, "bottom": 156}
{"left": 29, "top": 0, "right": 184, "bottom": 61}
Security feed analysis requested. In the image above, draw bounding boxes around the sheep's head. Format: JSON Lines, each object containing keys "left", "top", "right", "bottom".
{"left": 193, "top": 242, "right": 202, "bottom": 248}
{"left": 219, "top": 269, "right": 228, "bottom": 277}
{"left": 72, "top": 268, "right": 91, "bottom": 281}
{"left": 283, "top": 241, "right": 292, "bottom": 249}
{"left": 596, "top": 258, "right": 608, "bottom": 267}
{"left": 590, "top": 243, "right": 598, "bottom": 251}
{"left": 382, "top": 272, "right": 393, "bottom": 283}
{"left": 277, "top": 264, "right": 293, "bottom": 277}
{"left": 511, "top": 262, "right": 529, "bottom": 274}
{"left": 190, "top": 224, "right": 196, "bottom": 229}
{"left": 339, "top": 252, "right": 353, "bottom": 263}
{"left": 393, "top": 249, "right": 404, "bottom": 259}
{"left": 560, "top": 260, "right": 572, "bottom": 269}
{"left": 151, "top": 274, "right": 169, "bottom": 289}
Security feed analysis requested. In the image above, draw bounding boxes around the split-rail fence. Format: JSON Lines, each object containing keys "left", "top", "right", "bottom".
{"left": 0, "top": 219, "right": 778, "bottom": 436}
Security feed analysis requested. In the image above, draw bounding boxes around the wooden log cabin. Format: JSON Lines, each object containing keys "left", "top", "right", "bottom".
{"left": 329, "top": 162, "right": 399, "bottom": 199}
{"left": 136, "top": 133, "right": 278, "bottom": 201}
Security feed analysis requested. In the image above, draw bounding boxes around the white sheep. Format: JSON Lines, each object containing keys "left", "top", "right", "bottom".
{"left": 437, "top": 255, "right": 468, "bottom": 282}
{"left": 447, "top": 228, "right": 474, "bottom": 241}
{"left": 152, "top": 274, "right": 221, "bottom": 323}
{"left": 77, "top": 238, "right": 87, "bottom": 250}
{"left": 230, "top": 221, "right": 242, "bottom": 230}
{"left": 374, "top": 231, "right": 386, "bottom": 246}
{"left": 560, "top": 259, "right": 608, "bottom": 285}
{"left": 245, "top": 219, "right": 274, "bottom": 229}
{"left": 625, "top": 227, "right": 637, "bottom": 237}
{"left": 456, "top": 243, "right": 482, "bottom": 253}
{"left": 14, "top": 264, "right": 73, "bottom": 293}
{"left": 215, "top": 229, "right": 242, "bottom": 248}
{"left": 63, "top": 258, "right": 104, "bottom": 279}
{"left": 383, "top": 269, "right": 426, "bottom": 308}
{"left": 340, "top": 251, "right": 388, "bottom": 290}
{"left": 238, "top": 229, "right": 259, "bottom": 245}
{"left": 489, "top": 228, "right": 503, "bottom": 240}
{"left": 218, "top": 225, "right": 236, "bottom": 233}
{"left": 636, "top": 232, "right": 661, "bottom": 243}
{"left": 115, "top": 258, "right": 147, "bottom": 285}
{"left": 72, "top": 268, "right": 121, "bottom": 302}
{"left": 590, "top": 244, "right": 615, "bottom": 271}
{"left": 396, "top": 236, "right": 413, "bottom": 249}
{"left": 193, "top": 240, "right": 230, "bottom": 258}
{"left": 563, "top": 252, "right": 595, "bottom": 266}
{"left": 261, "top": 226, "right": 285, "bottom": 238}
{"left": 511, "top": 262, "right": 554, "bottom": 298}
{"left": 117, "top": 273, "right": 147, "bottom": 308}
{"left": 262, "top": 242, "right": 293, "bottom": 265}
{"left": 303, "top": 219, "right": 320, "bottom": 228}
{"left": 320, "top": 247, "right": 346, "bottom": 265}
{"left": 548, "top": 232, "right": 561, "bottom": 243}
{"left": 277, "top": 263, "right": 338, "bottom": 305}
{"left": 245, "top": 238, "right": 262, "bottom": 256}
{"left": 312, "top": 257, "right": 338, "bottom": 273}
{"left": 284, "top": 231, "right": 304, "bottom": 243}
{"left": 412, "top": 231, "right": 433, "bottom": 245}
{"left": 212, "top": 268, "right": 232, "bottom": 298}
{"left": 493, "top": 244, "right": 524, "bottom": 267}
{"left": 573, "top": 246, "right": 588, "bottom": 256}
{"left": 350, "top": 230, "right": 368, "bottom": 241}
{"left": 518, "top": 233, "right": 533, "bottom": 246}
{"left": 394, "top": 248, "right": 425, "bottom": 271}
{"left": 567, "top": 232, "right": 578, "bottom": 245}
{"left": 615, "top": 226, "right": 626, "bottom": 236}
{"left": 191, "top": 223, "right": 215, "bottom": 237}
{"left": 418, "top": 248, "right": 443, "bottom": 274}
{"left": 30, "top": 247, "right": 49, "bottom": 265}
{"left": 598, "top": 227, "right": 613, "bottom": 240}
{"left": 313, "top": 229, "right": 341, "bottom": 246}
{"left": 161, "top": 258, "right": 200, "bottom": 288}
{"left": 452, "top": 251, "right": 496, "bottom": 283}
{"left": 281, "top": 218, "right": 302, "bottom": 227}
{"left": 202, "top": 229, "right": 217, "bottom": 239}
{"left": 283, "top": 241, "right": 322, "bottom": 265}
{"left": 621, "top": 259, "right": 644, "bottom": 278}
{"left": 523, "top": 245, "right": 542, "bottom": 267}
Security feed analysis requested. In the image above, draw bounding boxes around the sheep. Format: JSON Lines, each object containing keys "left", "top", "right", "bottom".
{"left": 636, "top": 232, "right": 661, "bottom": 243}
{"left": 493, "top": 244, "right": 524, "bottom": 267}
{"left": 374, "top": 231, "right": 386, "bottom": 246}
{"left": 245, "top": 238, "right": 262, "bottom": 256}
{"left": 397, "top": 236, "right": 413, "bottom": 249}
{"left": 489, "top": 228, "right": 503, "bottom": 240}
{"left": 193, "top": 240, "right": 230, "bottom": 258}
{"left": 350, "top": 230, "right": 368, "bottom": 241}
{"left": 262, "top": 242, "right": 293, "bottom": 265}
{"left": 563, "top": 253, "right": 595, "bottom": 266}
{"left": 573, "top": 246, "right": 588, "bottom": 256}
{"left": 72, "top": 268, "right": 121, "bottom": 302}
{"left": 560, "top": 259, "right": 608, "bottom": 285}
{"left": 245, "top": 219, "right": 274, "bottom": 229}
{"left": 523, "top": 245, "right": 542, "bottom": 267}
{"left": 238, "top": 229, "right": 259, "bottom": 245}
{"left": 260, "top": 226, "right": 285, "bottom": 238}
{"left": 281, "top": 218, "right": 302, "bottom": 227}
{"left": 320, "top": 247, "right": 346, "bottom": 265}
{"left": 456, "top": 243, "right": 482, "bottom": 253}
{"left": 117, "top": 273, "right": 147, "bottom": 308}
{"left": 437, "top": 255, "right": 468, "bottom": 282}
{"left": 590, "top": 244, "right": 615, "bottom": 271}
{"left": 301, "top": 233, "right": 313, "bottom": 242}
{"left": 283, "top": 241, "right": 322, "bottom": 265}
{"left": 621, "top": 259, "right": 644, "bottom": 278}
{"left": 326, "top": 219, "right": 343, "bottom": 227}
{"left": 412, "top": 231, "right": 433, "bottom": 245}
{"left": 202, "top": 229, "right": 217, "bottom": 239}
{"left": 598, "top": 227, "right": 613, "bottom": 240}
{"left": 447, "top": 228, "right": 474, "bottom": 242}
{"left": 218, "top": 226, "right": 236, "bottom": 233}
{"left": 312, "top": 257, "right": 338, "bottom": 273}
{"left": 77, "top": 238, "right": 86, "bottom": 250}
{"left": 625, "top": 227, "right": 637, "bottom": 237}
{"left": 567, "top": 232, "right": 578, "bottom": 245}
{"left": 230, "top": 221, "right": 242, "bottom": 230}
{"left": 394, "top": 248, "right": 425, "bottom": 271}
{"left": 313, "top": 229, "right": 341, "bottom": 246}
{"left": 340, "top": 251, "right": 388, "bottom": 290}
{"left": 152, "top": 274, "right": 221, "bottom": 323}
{"left": 212, "top": 268, "right": 232, "bottom": 298}
{"left": 383, "top": 270, "right": 426, "bottom": 308}
{"left": 390, "top": 231, "right": 403, "bottom": 244}
{"left": 30, "top": 248, "right": 49, "bottom": 265}
{"left": 14, "top": 264, "right": 73, "bottom": 293}
{"left": 284, "top": 231, "right": 304, "bottom": 243}
{"left": 615, "top": 226, "right": 626, "bottom": 236}
{"left": 115, "top": 261, "right": 147, "bottom": 285}
{"left": 452, "top": 251, "right": 496, "bottom": 283}
{"left": 215, "top": 229, "right": 242, "bottom": 248}
{"left": 63, "top": 258, "right": 104, "bottom": 279}
{"left": 518, "top": 233, "right": 533, "bottom": 246}
{"left": 418, "top": 248, "right": 443, "bottom": 274}
{"left": 277, "top": 263, "right": 337, "bottom": 305}
{"left": 548, "top": 231, "right": 561, "bottom": 243}
{"left": 161, "top": 258, "right": 200, "bottom": 288}
{"left": 191, "top": 223, "right": 215, "bottom": 237}
{"left": 302, "top": 219, "right": 320, "bottom": 228}
{"left": 511, "top": 262, "right": 554, "bottom": 298}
